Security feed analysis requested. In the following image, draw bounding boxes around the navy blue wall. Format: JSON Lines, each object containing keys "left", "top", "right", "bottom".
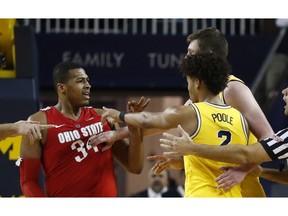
{"left": 35, "top": 34, "right": 277, "bottom": 90}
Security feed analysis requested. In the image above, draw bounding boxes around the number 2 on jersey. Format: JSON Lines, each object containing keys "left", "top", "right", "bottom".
{"left": 218, "top": 130, "right": 231, "bottom": 146}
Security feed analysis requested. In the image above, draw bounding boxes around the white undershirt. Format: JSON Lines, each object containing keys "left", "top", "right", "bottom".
{"left": 147, "top": 186, "right": 168, "bottom": 198}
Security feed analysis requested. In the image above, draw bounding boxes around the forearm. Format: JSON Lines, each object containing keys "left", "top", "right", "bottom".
{"left": 114, "top": 124, "right": 167, "bottom": 139}
{"left": 103, "top": 106, "right": 177, "bottom": 129}
{"left": 124, "top": 112, "right": 159, "bottom": 129}
{"left": 115, "top": 126, "right": 129, "bottom": 141}
{"left": 189, "top": 143, "right": 270, "bottom": 164}
{"left": 259, "top": 167, "right": 288, "bottom": 184}
{"left": 0, "top": 123, "right": 19, "bottom": 140}
{"left": 186, "top": 144, "right": 248, "bottom": 164}
{"left": 127, "top": 125, "right": 143, "bottom": 174}
{"left": 112, "top": 126, "right": 144, "bottom": 174}
{"left": 19, "top": 158, "right": 45, "bottom": 197}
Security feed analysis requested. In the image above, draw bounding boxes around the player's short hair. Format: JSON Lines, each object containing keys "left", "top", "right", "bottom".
{"left": 187, "top": 27, "right": 228, "bottom": 59}
{"left": 52, "top": 62, "right": 83, "bottom": 89}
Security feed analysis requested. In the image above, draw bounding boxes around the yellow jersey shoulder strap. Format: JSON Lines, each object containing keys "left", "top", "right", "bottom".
{"left": 228, "top": 75, "right": 244, "bottom": 83}
{"left": 219, "top": 75, "right": 245, "bottom": 103}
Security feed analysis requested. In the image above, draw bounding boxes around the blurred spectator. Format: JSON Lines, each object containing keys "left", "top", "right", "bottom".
{"left": 162, "top": 169, "right": 185, "bottom": 197}
{"left": 130, "top": 169, "right": 170, "bottom": 197}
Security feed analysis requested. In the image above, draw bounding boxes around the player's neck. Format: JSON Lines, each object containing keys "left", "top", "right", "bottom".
{"left": 54, "top": 102, "right": 82, "bottom": 120}
{"left": 202, "top": 94, "right": 223, "bottom": 105}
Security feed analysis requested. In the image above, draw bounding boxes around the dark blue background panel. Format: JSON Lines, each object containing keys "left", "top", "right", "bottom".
{"left": 36, "top": 34, "right": 276, "bottom": 90}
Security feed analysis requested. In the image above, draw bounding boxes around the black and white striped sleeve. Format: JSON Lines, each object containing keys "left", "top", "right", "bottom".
{"left": 259, "top": 128, "right": 288, "bottom": 160}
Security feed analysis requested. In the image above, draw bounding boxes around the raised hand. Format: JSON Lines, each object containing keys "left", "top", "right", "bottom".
{"left": 216, "top": 166, "right": 248, "bottom": 191}
{"left": 101, "top": 106, "right": 122, "bottom": 125}
{"left": 216, "top": 163, "right": 258, "bottom": 191}
{"left": 89, "top": 130, "right": 117, "bottom": 152}
{"left": 97, "top": 97, "right": 150, "bottom": 152}
{"left": 147, "top": 154, "right": 184, "bottom": 174}
{"left": 160, "top": 125, "right": 193, "bottom": 157}
{"left": 127, "top": 96, "right": 151, "bottom": 112}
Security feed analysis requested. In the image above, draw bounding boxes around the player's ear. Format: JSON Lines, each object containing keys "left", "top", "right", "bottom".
{"left": 195, "top": 78, "right": 201, "bottom": 89}
{"left": 57, "top": 83, "right": 66, "bottom": 94}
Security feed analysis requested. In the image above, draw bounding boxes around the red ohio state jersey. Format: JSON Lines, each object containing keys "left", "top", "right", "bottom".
{"left": 41, "top": 106, "right": 117, "bottom": 197}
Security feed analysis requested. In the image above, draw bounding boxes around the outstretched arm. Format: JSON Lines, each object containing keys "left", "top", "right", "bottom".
{"left": 0, "top": 120, "right": 55, "bottom": 144}
{"left": 101, "top": 105, "right": 193, "bottom": 132}
{"left": 217, "top": 164, "right": 288, "bottom": 191}
{"left": 160, "top": 125, "right": 272, "bottom": 164}
{"left": 258, "top": 166, "right": 288, "bottom": 184}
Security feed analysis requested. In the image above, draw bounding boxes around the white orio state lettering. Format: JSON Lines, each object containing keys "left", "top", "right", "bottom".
{"left": 62, "top": 52, "right": 124, "bottom": 68}
{"left": 57, "top": 122, "right": 104, "bottom": 144}
{"left": 81, "top": 122, "right": 103, "bottom": 137}
{"left": 148, "top": 53, "right": 186, "bottom": 69}
{"left": 58, "top": 130, "right": 81, "bottom": 144}
{"left": 211, "top": 113, "right": 233, "bottom": 125}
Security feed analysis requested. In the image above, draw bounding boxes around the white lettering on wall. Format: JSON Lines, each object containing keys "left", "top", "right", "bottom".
{"left": 147, "top": 53, "right": 186, "bottom": 69}
{"left": 62, "top": 52, "right": 124, "bottom": 68}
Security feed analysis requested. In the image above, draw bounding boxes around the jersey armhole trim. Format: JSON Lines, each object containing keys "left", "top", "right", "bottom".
{"left": 189, "top": 103, "right": 201, "bottom": 139}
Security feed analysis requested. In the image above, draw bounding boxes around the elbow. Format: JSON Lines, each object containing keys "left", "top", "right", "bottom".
{"left": 130, "top": 168, "right": 142, "bottom": 175}
{"left": 127, "top": 164, "right": 143, "bottom": 174}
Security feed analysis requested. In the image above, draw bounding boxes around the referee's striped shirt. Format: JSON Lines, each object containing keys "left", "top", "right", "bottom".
{"left": 260, "top": 128, "right": 288, "bottom": 160}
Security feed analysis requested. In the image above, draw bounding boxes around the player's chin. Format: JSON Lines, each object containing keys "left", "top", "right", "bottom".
{"left": 81, "top": 99, "right": 90, "bottom": 106}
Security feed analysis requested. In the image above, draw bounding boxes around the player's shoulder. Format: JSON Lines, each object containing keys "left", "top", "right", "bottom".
{"left": 80, "top": 106, "right": 98, "bottom": 112}
{"left": 28, "top": 106, "right": 53, "bottom": 123}
{"left": 40, "top": 106, "right": 52, "bottom": 111}
{"left": 226, "top": 77, "right": 250, "bottom": 94}
{"left": 89, "top": 107, "right": 104, "bottom": 115}
{"left": 28, "top": 110, "right": 47, "bottom": 124}
{"left": 81, "top": 106, "right": 104, "bottom": 115}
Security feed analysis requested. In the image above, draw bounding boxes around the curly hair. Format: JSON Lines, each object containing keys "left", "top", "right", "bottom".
{"left": 179, "top": 52, "right": 231, "bottom": 95}
{"left": 186, "top": 27, "right": 228, "bottom": 59}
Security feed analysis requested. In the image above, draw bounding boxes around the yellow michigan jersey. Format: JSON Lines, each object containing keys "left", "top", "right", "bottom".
{"left": 220, "top": 75, "right": 266, "bottom": 197}
{"left": 184, "top": 102, "right": 249, "bottom": 197}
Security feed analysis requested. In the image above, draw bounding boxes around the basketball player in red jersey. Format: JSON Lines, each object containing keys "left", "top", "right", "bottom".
{"left": 18, "top": 62, "right": 145, "bottom": 197}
